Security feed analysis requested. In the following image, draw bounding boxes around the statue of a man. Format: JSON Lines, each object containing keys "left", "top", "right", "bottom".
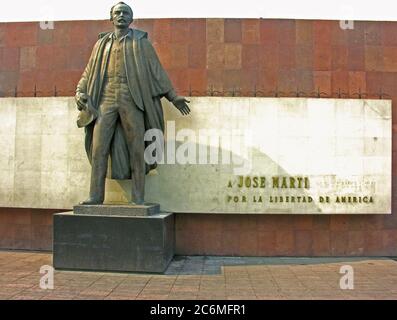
{"left": 75, "top": 2, "right": 190, "bottom": 205}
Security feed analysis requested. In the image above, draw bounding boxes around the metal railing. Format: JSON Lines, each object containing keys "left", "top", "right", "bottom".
{"left": 0, "top": 85, "right": 392, "bottom": 100}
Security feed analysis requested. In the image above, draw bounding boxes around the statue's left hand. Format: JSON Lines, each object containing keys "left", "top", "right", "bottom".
{"left": 172, "top": 96, "right": 191, "bottom": 115}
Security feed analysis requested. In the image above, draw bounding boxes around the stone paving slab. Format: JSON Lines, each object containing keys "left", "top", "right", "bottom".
{"left": 0, "top": 251, "right": 396, "bottom": 300}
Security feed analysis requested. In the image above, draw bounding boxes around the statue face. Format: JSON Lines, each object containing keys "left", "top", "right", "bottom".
{"left": 111, "top": 4, "right": 133, "bottom": 28}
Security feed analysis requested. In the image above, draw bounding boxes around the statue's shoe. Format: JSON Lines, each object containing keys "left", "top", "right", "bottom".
{"left": 79, "top": 198, "right": 103, "bottom": 205}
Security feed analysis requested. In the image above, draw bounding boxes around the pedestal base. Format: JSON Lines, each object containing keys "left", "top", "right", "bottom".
{"left": 73, "top": 203, "right": 160, "bottom": 216}
{"left": 53, "top": 209, "right": 174, "bottom": 273}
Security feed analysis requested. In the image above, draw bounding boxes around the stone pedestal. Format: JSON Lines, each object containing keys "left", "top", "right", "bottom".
{"left": 53, "top": 205, "right": 174, "bottom": 273}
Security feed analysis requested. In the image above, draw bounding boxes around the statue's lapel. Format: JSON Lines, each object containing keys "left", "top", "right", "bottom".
{"left": 124, "top": 33, "right": 144, "bottom": 110}
{"left": 98, "top": 36, "right": 113, "bottom": 95}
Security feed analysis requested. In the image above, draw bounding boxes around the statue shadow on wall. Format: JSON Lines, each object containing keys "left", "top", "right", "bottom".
{"left": 104, "top": 142, "right": 322, "bottom": 214}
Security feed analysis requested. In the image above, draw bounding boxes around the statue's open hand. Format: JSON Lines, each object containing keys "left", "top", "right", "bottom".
{"left": 75, "top": 92, "right": 89, "bottom": 111}
{"left": 172, "top": 96, "right": 191, "bottom": 115}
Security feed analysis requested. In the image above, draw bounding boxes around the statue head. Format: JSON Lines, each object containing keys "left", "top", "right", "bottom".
{"left": 110, "top": 2, "right": 133, "bottom": 29}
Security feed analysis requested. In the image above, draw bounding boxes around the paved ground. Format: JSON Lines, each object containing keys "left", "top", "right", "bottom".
{"left": 0, "top": 250, "right": 396, "bottom": 300}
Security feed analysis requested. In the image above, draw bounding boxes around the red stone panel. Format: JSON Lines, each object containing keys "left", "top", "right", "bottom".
{"left": 188, "top": 19, "right": 206, "bottom": 44}
{"left": 168, "top": 68, "right": 190, "bottom": 94}
{"left": 5, "top": 22, "right": 38, "bottom": 47}
{"left": 188, "top": 43, "right": 206, "bottom": 69}
{"left": 347, "top": 22, "right": 365, "bottom": 46}
{"left": 383, "top": 47, "right": 397, "bottom": 72}
{"left": 31, "top": 225, "right": 52, "bottom": 251}
{"left": 52, "top": 22, "right": 71, "bottom": 45}
{"left": 35, "top": 70, "right": 55, "bottom": 95}
{"left": 313, "top": 71, "right": 331, "bottom": 95}
{"left": 275, "top": 231, "right": 295, "bottom": 255}
{"left": 36, "top": 45, "right": 54, "bottom": 70}
{"left": 279, "top": 45, "right": 296, "bottom": 70}
{"left": 348, "top": 71, "right": 366, "bottom": 95}
{"left": 206, "top": 19, "right": 224, "bottom": 44}
{"left": 380, "top": 72, "right": 397, "bottom": 98}
{"left": 279, "top": 20, "right": 296, "bottom": 45}
{"left": 330, "top": 231, "right": 349, "bottom": 255}
{"left": 13, "top": 225, "right": 32, "bottom": 250}
{"left": 332, "top": 45, "right": 348, "bottom": 71}
{"left": 312, "top": 215, "right": 330, "bottom": 230}
{"left": 17, "top": 70, "right": 36, "bottom": 95}
{"left": 347, "top": 231, "right": 365, "bottom": 255}
{"left": 224, "top": 19, "right": 242, "bottom": 43}
{"left": 206, "top": 43, "right": 224, "bottom": 69}
{"left": 54, "top": 70, "right": 82, "bottom": 94}
{"left": 19, "top": 46, "right": 37, "bottom": 71}
{"left": 69, "top": 21, "right": 89, "bottom": 46}
{"left": 239, "top": 229, "right": 258, "bottom": 256}
{"left": 331, "top": 22, "right": 348, "bottom": 46}
{"left": 296, "top": 70, "right": 314, "bottom": 93}
{"left": 258, "top": 67, "right": 278, "bottom": 93}
{"left": 171, "top": 44, "right": 189, "bottom": 69}
{"left": 257, "top": 231, "right": 277, "bottom": 255}
{"left": 0, "top": 71, "right": 19, "bottom": 94}
{"left": 52, "top": 46, "right": 69, "bottom": 70}
{"left": 0, "top": 47, "right": 20, "bottom": 72}
{"left": 242, "top": 44, "right": 260, "bottom": 69}
{"left": 241, "top": 67, "right": 259, "bottom": 93}
{"left": 313, "top": 20, "right": 332, "bottom": 46}
{"left": 330, "top": 215, "right": 349, "bottom": 231}
{"left": 37, "top": 28, "right": 53, "bottom": 45}
{"left": 347, "top": 45, "right": 365, "bottom": 71}
{"left": 347, "top": 215, "right": 367, "bottom": 231}
{"left": 0, "top": 23, "right": 6, "bottom": 47}
{"left": 295, "top": 20, "right": 312, "bottom": 45}
{"left": 382, "top": 230, "right": 397, "bottom": 255}
{"left": 296, "top": 45, "right": 313, "bottom": 70}
{"left": 365, "top": 22, "right": 382, "bottom": 46}
{"left": 207, "top": 68, "right": 223, "bottom": 92}
{"left": 187, "top": 68, "right": 207, "bottom": 94}
{"left": 294, "top": 230, "right": 313, "bottom": 255}
{"left": 278, "top": 69, "right": 297, "bottom": 94}
{"left": 170, "top": 19, "right": 190, "bottom": 43}
{"left": 204, "top": 228, "right": 222, "bottom": 255}
{"left": 365, "top": 71, "right": 383, "bottom": 96}
{"left": 313, "top": 45, "right": 332, "bottom": 71}
{"left": 66, "top": 45, "right": 90, "bottom": 70}
{"left": 364, "top": 230, "right": 384, "bottom": 255}
{"left": 382, "top": 22, "right": 397, "bottom": 46}
{"left": 153, "top": 44, "right": 172, "bottom": 69}
{"left": 260, "top": 19, "right": 279, "bottom": 46}
{"left": 224, "top": 43, "right": 242, "bottom": 70}
{"left": 293, "top": 216, "right": 313, "bottom": 230}
{"left": 153, "top": 19, "right": 172, "bottom": 44}
{"left": 312, "top": 230, "right": 331, "bottom": 256}
{"left": 365, "top": 46, "right": 384, "bottom": 72}
{"left": 242, "top": 19, "right": 260, "bottom": 44}
{"left": 222, "top": 69, "right": 242, "bottom": 92}
{"left": 260, "top": 44, "right": 279, "bottom": 73}
{"left": 331, "top": 70, "right": 349, "bottom": 95}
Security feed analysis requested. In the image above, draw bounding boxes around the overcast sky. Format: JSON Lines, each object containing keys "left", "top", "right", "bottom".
{"left": 0, "top": 0, "right": 396, "bottom": 22}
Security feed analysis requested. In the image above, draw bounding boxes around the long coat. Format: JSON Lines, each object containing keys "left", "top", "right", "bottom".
{"left": 76, "top": 28, "right": 176, "bottom": 179}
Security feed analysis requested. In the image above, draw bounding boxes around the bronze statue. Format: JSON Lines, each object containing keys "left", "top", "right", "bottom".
{"left": 75, "top": 2, "right": 190, "bottom": 205}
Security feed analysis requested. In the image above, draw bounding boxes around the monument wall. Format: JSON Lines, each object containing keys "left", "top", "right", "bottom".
{"left": 0, "top": 97, "right": 392, "bottom": 214}
{"left": 0, "top": 18, "right": 396, "bottom": 255}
